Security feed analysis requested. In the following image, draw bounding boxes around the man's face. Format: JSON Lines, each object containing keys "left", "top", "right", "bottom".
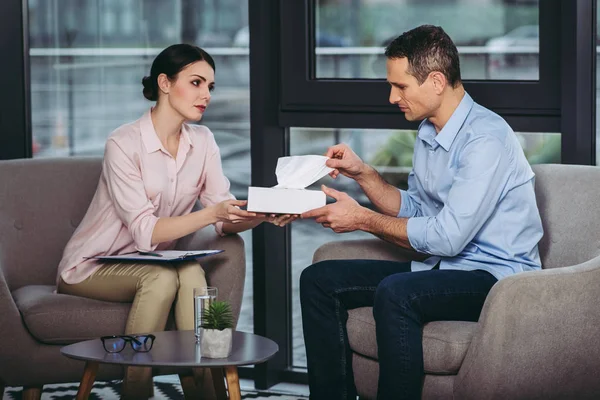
{"left": 386, "top": 57, "right": 439, "bottom": 121}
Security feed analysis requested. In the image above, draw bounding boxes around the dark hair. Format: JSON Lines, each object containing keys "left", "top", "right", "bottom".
{"left": 384, "top": 25, "right": 461, "bottom": 88}
{"left": 142, "top": 44, "right": 216, "bottom": 101}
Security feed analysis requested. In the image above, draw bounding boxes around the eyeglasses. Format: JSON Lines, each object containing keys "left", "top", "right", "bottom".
{"left": 100, "top": 334, "right": 155, "bottom": 353}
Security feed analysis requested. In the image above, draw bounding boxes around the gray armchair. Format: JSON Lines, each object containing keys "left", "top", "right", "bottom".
{"left": 0, "top": 157, "right": 246, "bottom": 399}
{"left": 313, "top": 164, "right": 600, "bottom": 399}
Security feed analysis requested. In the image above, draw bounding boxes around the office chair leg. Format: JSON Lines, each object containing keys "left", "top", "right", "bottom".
{"left": 22, "top": 385, "right": 43, "bottom": 400}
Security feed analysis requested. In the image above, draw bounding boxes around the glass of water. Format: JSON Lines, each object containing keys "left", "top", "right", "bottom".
{"left": 194, "top": 287, "right": 217, "bottom": 342}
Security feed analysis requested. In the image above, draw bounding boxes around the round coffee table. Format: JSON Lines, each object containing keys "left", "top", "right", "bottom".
{"left": 61, "top": 330, "right": 278, "bottom": 400}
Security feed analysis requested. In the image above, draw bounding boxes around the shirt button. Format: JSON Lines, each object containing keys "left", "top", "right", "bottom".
{"left": 168, "top": 202, "right": 172, "bottom": 206}
{"left": 170, "top": 178, "right": 174, "bottom": 182}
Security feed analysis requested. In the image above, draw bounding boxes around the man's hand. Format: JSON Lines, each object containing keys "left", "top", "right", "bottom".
{"left": 301, "top": 185, "right": 369, "bottom": 233}
{"left": 325, "top": 144, "right": 367, "bottom": 181}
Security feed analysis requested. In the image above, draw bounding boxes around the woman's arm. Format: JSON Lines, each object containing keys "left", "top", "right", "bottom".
{"left": 151, "top": 199, "right": 256, "bottom": 245}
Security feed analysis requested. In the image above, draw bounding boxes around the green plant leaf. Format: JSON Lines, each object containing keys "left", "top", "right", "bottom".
{"left": 201, "top": 300, "right": 234, "bottom": 331}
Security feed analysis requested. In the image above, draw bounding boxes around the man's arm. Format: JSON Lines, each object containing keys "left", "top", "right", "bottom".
{"left": 354, "top": 165, "right": 402, "bottom": 217}
{"left": 302, "top": 185, "right": 414, "bottom": 250}
{"left": 305, "top": 136, "right": 510, "bottom": 258}
{"left": 359, "top": 209, "right": 412, "bottom": 249}
{"left": 326, "top": 143, "right": 419, "bottom": 217}
{"left": 406, "top": 136, "right": 510, "bottom": 257}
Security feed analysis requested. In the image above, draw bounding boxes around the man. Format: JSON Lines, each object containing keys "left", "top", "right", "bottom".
{"left": 300, "top": 25, "right": 543, "bottom": 400}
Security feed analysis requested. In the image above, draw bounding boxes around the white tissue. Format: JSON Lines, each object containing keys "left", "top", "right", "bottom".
{"left": 274, "top": 155, "right": 334, "bottom": 189}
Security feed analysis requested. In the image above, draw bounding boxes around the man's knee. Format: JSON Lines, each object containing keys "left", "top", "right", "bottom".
{"left": 300, "top": 260, "right": 340, "bottom": 296}
{"left": 374, "top": 274, "right": 412, "bottom": 316}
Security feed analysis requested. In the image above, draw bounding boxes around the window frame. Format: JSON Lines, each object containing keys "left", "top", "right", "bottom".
{"left": 279, "top": 0, "right": 561, "bottom": 132}
{"left": 0, "top": 0, "right": 31, "bottom": 160}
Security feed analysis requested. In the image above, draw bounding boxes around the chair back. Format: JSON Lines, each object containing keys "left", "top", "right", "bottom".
{"left": 0, "top": 157, "right": 102, "bottom": 290}
{"left": 533, "top": 164, "right": 600, "bottom": 269}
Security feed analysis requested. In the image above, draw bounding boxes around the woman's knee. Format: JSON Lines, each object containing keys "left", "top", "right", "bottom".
{"left": 140, "top": 265, "right": 180, "bottom": 297}
{"left": 176, "top": 261, "right": 206, "bottom": 287}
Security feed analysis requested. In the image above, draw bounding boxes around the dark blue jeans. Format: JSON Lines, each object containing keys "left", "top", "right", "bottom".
{"left": 300, "top": 259, "right": 498, "bottom": 400}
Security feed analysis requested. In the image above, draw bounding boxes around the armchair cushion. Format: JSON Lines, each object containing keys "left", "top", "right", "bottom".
{"left": 12, "top": 285, "right": 129, "bottom": 344}
{"left": 347, "top": 307, "right": 477, "bottom": 374}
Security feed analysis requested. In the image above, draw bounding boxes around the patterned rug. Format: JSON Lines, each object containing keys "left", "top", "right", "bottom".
{"left": 2, "top": 379, "right": 308, "bottom": 399}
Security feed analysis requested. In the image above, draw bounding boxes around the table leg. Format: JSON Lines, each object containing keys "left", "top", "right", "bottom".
{"left": 211, "top": 368, "right": 227, "bottom": 400}
{"left": 224, "top": 366, "right": 241, "bottom": 400}
{"left": 22, "top": 386, "right": 42, "bottom": 400}
{"left": 179, "top": 373, "right": 202, "bottom": 399}
{"left": 76, "top": 361, "right": 99, "bottom": 400}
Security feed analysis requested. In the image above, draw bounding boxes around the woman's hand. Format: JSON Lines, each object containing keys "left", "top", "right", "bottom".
{"left": 220, "top": 211, "right": 298, "bottom": 235}
{"left": 265, "top": 214, "right": 299, "bottom": 227}
{"left": 210, "top": 199, "right": 257, "bottom": 224}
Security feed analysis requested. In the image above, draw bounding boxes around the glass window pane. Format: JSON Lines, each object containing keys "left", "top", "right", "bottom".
{"left": 315, "top": 0, "right": 540, "bottom": 80}
{"left": 290, "top": 126, "right": 559, "bottom": 367}
{"left": 28, "top": 0, "right": 254, "bottom": 333}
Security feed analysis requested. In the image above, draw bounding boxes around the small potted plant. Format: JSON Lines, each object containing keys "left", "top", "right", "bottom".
{"left": 200, "top": 300, "right": 234, "bottom": 358}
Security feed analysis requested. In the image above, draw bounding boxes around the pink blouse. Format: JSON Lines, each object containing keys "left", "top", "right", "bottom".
{"left": 57, "top": 110, "right": 235, "bottom": 284}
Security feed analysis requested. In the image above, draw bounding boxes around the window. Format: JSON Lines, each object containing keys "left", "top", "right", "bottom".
{"left": 315, "top": 0, "right": 540, "bottom": 80}
{"left": 28, "top": 0, "right": 254, "bottom": 333}
{"left": 280, "top": 0, "right": 559, "bottom": 118}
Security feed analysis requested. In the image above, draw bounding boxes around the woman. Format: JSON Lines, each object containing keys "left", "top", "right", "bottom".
{"left": 56, "top": 44, "right": 293, "bottom": 398}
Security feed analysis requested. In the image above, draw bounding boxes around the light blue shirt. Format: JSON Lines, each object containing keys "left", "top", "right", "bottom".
{"left": 399, "top": 92, "right": 543, "bottom": 280}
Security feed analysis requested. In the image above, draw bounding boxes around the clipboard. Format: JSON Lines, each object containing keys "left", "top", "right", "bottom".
{"left": 84, "top": 250, "right": 224, "bottom": 262}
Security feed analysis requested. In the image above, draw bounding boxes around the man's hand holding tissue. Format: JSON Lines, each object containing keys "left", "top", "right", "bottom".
{"left": 326, "top": 143, "right": 405, "bottom": 218}
{"left": 325, "top": 144, "right": 368, "bottom": 181}
{"left": 301, "top": 185, "right": 369, "bottom": 233}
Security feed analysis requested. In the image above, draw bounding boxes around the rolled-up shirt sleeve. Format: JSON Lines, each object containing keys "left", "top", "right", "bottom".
{"left": 407, "top": 136, "right": 510, "bottom": 257}
{"left": 199, "top": 132, "right": 236, "bottom": 236}
{"left": 103, "top": 139, "right": 159, "bottom": 251}
{"left": 397, "top": 170, "right": 423, "bottom": 218}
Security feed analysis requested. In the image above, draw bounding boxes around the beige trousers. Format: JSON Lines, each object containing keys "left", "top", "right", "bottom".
{"left": 58, "top": 260, "right": 207, "bottom": 333}
{"left": 58, "top": 260, "right": 213, "bottom": 399}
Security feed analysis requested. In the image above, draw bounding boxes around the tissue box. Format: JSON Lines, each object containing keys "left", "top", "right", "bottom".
{"left": 247, "top": 187, "right": 326, "bottom": 215}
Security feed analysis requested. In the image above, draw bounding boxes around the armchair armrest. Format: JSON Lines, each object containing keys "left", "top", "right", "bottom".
{"left": 176, "top": 226, "right": 246, "bottom": 326}
{"left": 313, "top": 238, "right": 427, "bottom": 264}
{"left": 0, "top": 264, "right": 41, "bottom": 383}
{"left": 455, "top": 255, "right": 600, "bottom": 399}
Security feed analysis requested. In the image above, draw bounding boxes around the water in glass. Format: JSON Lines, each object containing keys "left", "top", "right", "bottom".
{"left": 194, "top": 287, "right": 217, "bottom": 342}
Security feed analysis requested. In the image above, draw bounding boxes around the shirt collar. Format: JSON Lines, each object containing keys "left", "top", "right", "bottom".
{"left": 180, "top": 123, "right": 195, "bottom": 150}
{"left": 140, "top": 109, "right": 162, "bottom": 153}
{"left": 140, "top": 109, "right": 195, "bottom": 154}
{"left": 434, "top": 92, "right": 474, "bottom": 151}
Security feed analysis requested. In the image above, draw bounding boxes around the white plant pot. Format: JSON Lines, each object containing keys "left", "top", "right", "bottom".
{"left": 200, "top": 328, "right": 233, "bottom": 358}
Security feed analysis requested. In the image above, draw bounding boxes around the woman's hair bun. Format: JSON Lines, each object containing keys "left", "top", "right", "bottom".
{"left": 142, "top": 76, "right": 157, "bottom": 101}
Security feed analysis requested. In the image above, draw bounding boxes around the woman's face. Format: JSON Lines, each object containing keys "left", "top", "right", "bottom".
{"left": 162, "top": 60, "right": 215, "bottom": 121}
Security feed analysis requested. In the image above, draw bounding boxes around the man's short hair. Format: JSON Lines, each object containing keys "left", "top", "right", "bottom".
{"left": 385, "top": 25, "right": 462, "bottom": 88}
